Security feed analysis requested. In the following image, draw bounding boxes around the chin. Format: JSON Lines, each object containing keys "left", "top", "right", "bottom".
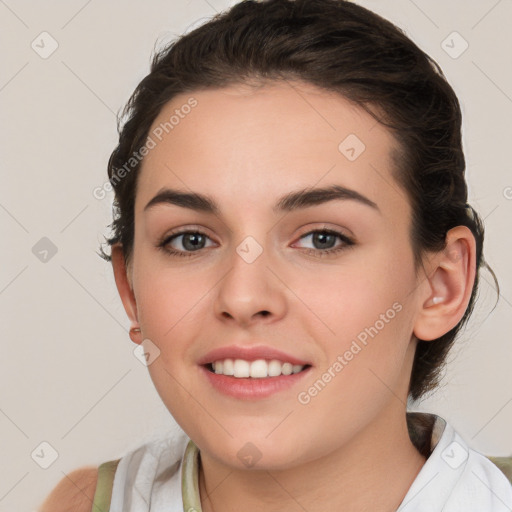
{"left": 198, "top": 432, "right": 312, "bottom": 471}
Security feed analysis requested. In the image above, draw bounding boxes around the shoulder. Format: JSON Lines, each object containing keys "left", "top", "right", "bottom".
{"left": 454, "top": 449, "right": 512, "bottom": 505}
{"left": 38, "top": 466, "right": 98, "bottom": 512}
{"left": 484, "top": 455, "right": 512, "bottom": 485}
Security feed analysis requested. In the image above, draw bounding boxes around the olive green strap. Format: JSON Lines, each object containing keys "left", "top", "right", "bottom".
{"left": 182, "top": 440, "right": 202, "bottom": 512}
{"left": 91, "top": 459, "right": 121, "bottom": 512}
{"left": 486, "top": 456, "right": 512, "bottom": 485}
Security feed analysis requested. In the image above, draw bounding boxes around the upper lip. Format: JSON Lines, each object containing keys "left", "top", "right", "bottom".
{"left": 198, "top": 345, "right": 311, "bottom": 366}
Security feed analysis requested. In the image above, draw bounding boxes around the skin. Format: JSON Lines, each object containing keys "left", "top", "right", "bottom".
{"left": 111, "top": 80, "right": 476, "bottom": 511}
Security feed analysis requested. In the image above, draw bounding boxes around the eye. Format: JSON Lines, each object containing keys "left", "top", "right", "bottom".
{"left": 293, "top": 229, "right": 355, "bottom": 256}
{"left": 157, "top": 227, "right": 355, "bottom": 258}
{"left": 158, "top": 230, "right": 215, "bottom": 257}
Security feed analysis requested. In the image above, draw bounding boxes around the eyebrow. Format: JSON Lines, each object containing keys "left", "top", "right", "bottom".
{"left": 143, "top": 184, "right": 380, "bottom": 215}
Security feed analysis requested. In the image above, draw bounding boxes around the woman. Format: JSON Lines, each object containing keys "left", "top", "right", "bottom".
{"left": 40, "top": 0, "right": 512, "bottom": 510}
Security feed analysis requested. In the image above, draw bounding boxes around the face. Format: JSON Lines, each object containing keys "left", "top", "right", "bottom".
{"left": 120, "top": 80, "right": 429, "bottom": 470}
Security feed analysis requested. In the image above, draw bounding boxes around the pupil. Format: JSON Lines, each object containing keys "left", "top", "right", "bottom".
{"left": 184, "top": 233, "right": 204, "bottom": 251}
{"left": 314, "top": 232, "right": 334, "bottom": 249}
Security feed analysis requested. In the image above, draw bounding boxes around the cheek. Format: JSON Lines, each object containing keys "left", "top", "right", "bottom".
{"left": 294, "top": 247, "right": 416, "bottom": 378}
{"left": 294, "top": 255, "right": 413, "bottom": 337}
{"left": 133, "top": 265, "right": 207, "bottom": 357}
{"left": 296, "top": 299, "right": 414, "bottom": 433}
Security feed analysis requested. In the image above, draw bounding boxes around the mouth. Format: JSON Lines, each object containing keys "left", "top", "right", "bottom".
{"left": 205, "top": 358, "right": 311, "bottom": 378}
{"left": 198, "top": 345, "right": 313, "bottom": 399}
{"left": 200, "top": 358, "right": 312, "bottom": 400}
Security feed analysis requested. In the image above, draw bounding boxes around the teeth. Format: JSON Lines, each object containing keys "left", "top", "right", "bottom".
{"left": 223, "top": 358, "right": 234, "bottom": 376}
{"left": 211, "top": 358, "right": 305, "bottom": 378}
{"left": 233, "top": 359, "right": 250, "bottom": 378}
{"left": 268, "top": 359, "right": 281, "bottom": 377}
{"left": 250, "top": 359, "right": 268, "bottom": 378}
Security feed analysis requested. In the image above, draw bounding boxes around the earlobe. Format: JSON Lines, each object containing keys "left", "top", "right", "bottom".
{"left": 413, "top": 226, "right": 476, "bottom": 341}
{"left": 111, "top": 244, "right": 142, "bottom": 345}
{"left": 129, "top": 326, "right": 142, "bottom": 345}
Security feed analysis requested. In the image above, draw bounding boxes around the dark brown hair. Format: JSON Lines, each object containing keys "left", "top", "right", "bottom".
{"left": 99, "top": 0, "right": 498, "bottom": 402}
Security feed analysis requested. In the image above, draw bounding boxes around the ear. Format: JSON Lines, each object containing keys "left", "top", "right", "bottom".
{"left": 111, "top": 243, "right": 142, "bottom": 345}
{"left": 413, "top": 225, "right": 477, "bottom": 341}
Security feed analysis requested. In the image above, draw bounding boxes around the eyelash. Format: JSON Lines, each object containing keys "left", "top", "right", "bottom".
{"left": 157, "top": 228, "right": 355, "bottom": 258}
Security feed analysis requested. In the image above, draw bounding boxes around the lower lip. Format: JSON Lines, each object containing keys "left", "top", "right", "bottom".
{"left": 200, "top": 365, "right": 311, "bottom": 400}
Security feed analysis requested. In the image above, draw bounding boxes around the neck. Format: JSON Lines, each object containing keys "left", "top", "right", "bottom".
{"left": 198, "top": 407, "right": 427, "bottom": 512}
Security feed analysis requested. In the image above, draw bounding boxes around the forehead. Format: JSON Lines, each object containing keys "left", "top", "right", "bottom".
{"left": 135, "top": 80, "right": 407, "bottom": 217}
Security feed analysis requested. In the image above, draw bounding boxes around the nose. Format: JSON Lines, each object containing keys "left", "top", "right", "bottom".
{"left": 213, "top": 242, "right": 287, "bottom": 328}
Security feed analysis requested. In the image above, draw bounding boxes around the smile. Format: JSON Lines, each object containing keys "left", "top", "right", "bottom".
{"left": 201, "top": 361, "right": 311, "bottom": 400}
{"left": 208, "top": 358, "right": 307, "bottom": 378}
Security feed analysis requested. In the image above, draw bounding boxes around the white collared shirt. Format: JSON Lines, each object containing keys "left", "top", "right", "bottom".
{"left": 108, "top": 413, "right": 512, "bottom": 511}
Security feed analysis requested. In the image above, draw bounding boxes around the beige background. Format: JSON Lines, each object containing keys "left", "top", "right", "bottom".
{"left": 1, "top": 0, "right": 511, "bottom": 510}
